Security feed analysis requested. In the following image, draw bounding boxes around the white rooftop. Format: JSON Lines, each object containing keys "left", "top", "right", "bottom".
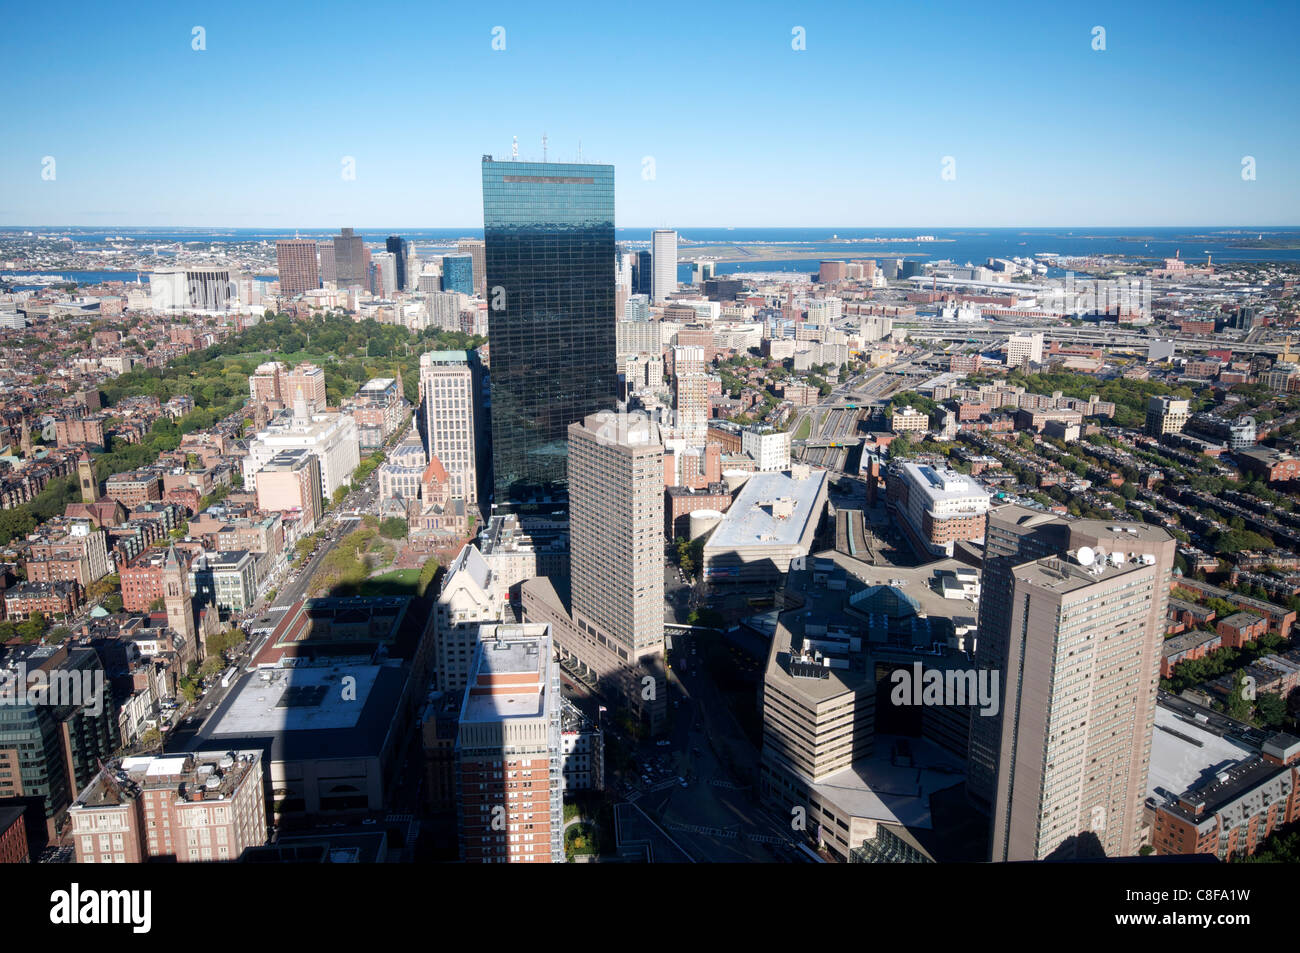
{"left": 706, "top": 467, "right": 827, "bottom": 551}
{"left": 1147, "top": 704, "right": 1254, "bottom": 800}
{"left": 209, "top": 664, "right": 381, "bottom": 735}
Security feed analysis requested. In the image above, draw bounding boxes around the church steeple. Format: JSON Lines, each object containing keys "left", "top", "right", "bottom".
{"left": 162, "top": 544, "right": 196, "bottom": 660}
{"left": 77, "top": 451, "right": 98, "bottom": 504}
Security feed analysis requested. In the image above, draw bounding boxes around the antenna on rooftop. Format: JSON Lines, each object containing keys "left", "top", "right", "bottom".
{"left": 542, "top": 133, "right": 548, "bottom": 162}
{"left": 511, "top": 136, "right": 518, "bottom": 160}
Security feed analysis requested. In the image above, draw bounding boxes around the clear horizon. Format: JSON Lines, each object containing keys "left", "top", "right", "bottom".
{"left": 4, "top": 224, "right": 1300, "bottom": 231}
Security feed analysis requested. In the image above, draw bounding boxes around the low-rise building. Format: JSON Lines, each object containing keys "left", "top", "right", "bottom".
{"left": 702, "top": 465, "right": 828, "bottom": 584}
{"left": 1147, "top": 696, "right": 1300, "bottom": 861}
{"left": 68, "top": 750, "right": 267, "bottom": 863}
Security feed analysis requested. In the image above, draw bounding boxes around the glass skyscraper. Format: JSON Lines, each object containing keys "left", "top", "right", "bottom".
{"left": 441, "top": 254, "right": 475, "bottom": 296}
{"left": 481, "top": 157, "right": 618, "bottom": 503}
{"left": 386, "top": 235, "right": 408, "bottom": 291}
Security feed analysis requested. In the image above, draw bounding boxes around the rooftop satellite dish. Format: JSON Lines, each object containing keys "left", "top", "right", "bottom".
{"left": 1076, "top": 546, "right": 1095, "bottom": 566}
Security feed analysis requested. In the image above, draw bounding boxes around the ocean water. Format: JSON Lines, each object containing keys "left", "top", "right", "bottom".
{"left": 5, "top": 226, "right": 1298, "bottom": 289}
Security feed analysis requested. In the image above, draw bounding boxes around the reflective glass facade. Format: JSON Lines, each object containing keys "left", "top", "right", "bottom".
{"left": 482, "top": 158, "right": 617, "bottom": 502}
{"left": 441, "top": 254, "right": 474, "bottom": 296}
{"left": 385, "top": 235, "right": 408, "bottom": 290}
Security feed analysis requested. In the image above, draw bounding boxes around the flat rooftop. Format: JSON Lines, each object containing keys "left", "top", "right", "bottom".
{"left": 192, "top": 661, "right": 410, "bottom": 763}
{"left": 809, "top": 734, "right": 966, "bottom": 830}
{"left": 461, "top": 634, "right": 549, "bottom": 724}
{"left": 902, "top": 461, "right": 991, "bottom": 505}
{"left": 706, "top": 467, "right": 827, "bottom": 551}
{"left": 1014, "top": 552, "right": 1156, "bottom": 595}
{"left": 1147, "top": 703, "right": 1255, "bottom": 803}
{"left": 75, "top": 750, "right": 261, "bottom": 809}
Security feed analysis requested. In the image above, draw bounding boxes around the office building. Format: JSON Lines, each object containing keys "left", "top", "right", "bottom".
{"left": 284, "top": 363, "right": 328, "bottom": 414}
{"left": 419, "top": 350, "right": 481, "bottom": 506}
{"left": 332, "top": 227, "right": 368, "bottom": 289}
{"left": 441, "top": 254, "right": 475, "bottom": 296}
{"left": 425, "top": 291, "right": 467, "bottom": 332}
{"left": 318, "top": 241, "right": 336, "bottom": 283}
{"left": 457, "top": 238, "right": 486, "bottom": 296}
{"left": 891, "top": 406, "right": 930, "bottom": 433}
{"left": 434, "top": 544, "right": 504, "bottom": 692}
{"left": 386, "top": 235, "right": 409, "bottom": 292}
{"left": 190, "top": 550, "right": 259, "bottom": 614}
{"left": 522, "top": 411, "right": 667, "bottom": 732}
{"left": 69, "top": 750, "right": 267, "bottom": 863}
{"left": 702, "top": 465, "right": 828, "bottom": 584}
{"left": 651, "top": 229, "right": 677, "bottom": 302}
{"left": 342, "top": 377, "right": 407, "bottom": 450}
{"left": 1004, "top": 332, "right": 1044, "bottom": 366}
{"left": 1145, "top": 396, "right": 1190, "bottom": 437}
{"left": 455, "top": 623, "right": 563, "bottom": 863}
{"left": 480, "top": 512, "right": 570, "bottom": 601}
{"left": 148, "top": 268, "right": 236, "bottom": 311}
{"left": 243, "top": 397, "right": 360, "bottom": 500}
{"left": 276, "top": 239, "right": 321, "bottom": 295}
{"left": 742, "top": 426, "right": 791, "bottom": 471}
{"left": 370, "top": 251, "right": 398, "bottom": 298}
{"left": 482, "top": 157, "right": 618, "bottom": 500}
{"left": 758, "top": 546, "right": 983, "bottom": 862}
{"left": 567, "top": 410, "right": 664, "bottom": 655}
{"left": 0, "top": 645, "right": 120, "bottom": 839}
{"left": 887, "top": 462, "right": 992, "bottom": 559}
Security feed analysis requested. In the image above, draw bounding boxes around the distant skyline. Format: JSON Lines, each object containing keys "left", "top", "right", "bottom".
{"left": 3, "top": 0, "right": 1299, "bottom": 228}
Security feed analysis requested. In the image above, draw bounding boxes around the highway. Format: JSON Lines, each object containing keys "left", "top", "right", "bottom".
{"left": 900, "top": 322, "right": 1285, "bottom": 355}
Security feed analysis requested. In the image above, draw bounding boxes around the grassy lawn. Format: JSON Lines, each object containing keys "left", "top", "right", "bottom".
{"left": 356, "top": 567, "right": 421, "bottom": 596}
{"left": 793, "top": 416, "right": 812, "bottom": 441}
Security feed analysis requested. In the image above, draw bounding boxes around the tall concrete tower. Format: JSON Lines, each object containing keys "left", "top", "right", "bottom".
{"left": 975, "top": 506, "right": 1175, "bottom": 862}
{"left": 651, "top": 229, "right": 677, "bottom": 303}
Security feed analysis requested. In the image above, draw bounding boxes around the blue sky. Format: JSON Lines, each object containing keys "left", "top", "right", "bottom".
{"left": 1, "top": 0, "right": 1297, "bottom": 228}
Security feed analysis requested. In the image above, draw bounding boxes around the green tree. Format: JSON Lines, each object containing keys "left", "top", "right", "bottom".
{"left": 16, "top": 612, "right": 47, "bottom": 642}
{"left": 379, "top": 517, "right": 408, "bottom": 540}
{"left": 1226, "top": 670, "right": 1254, "bottom": 722}
{"left": 1255, "top": 692, "right": 1287, "bottom": 728}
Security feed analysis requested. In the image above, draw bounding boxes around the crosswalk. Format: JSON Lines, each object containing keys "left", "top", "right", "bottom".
{"left": 666, "top": 822, "right": 739, "bottom": 840}
{"left": 664, "top": 821, "right": 793, "bottom": 847}
{"left": 707, "top": 779, "right": 750, "bottom": 790}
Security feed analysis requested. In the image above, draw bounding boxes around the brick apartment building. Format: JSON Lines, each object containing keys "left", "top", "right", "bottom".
{"left": 3, "top": 581, "right": 81, "bottom": 620}
{"left": 104, "top": 471, "right": 163, "bottom": 507}
{"left": 1149, "top": 704, "right": 1300, "bottom": 861}
{"left": 68, "top": 751, "right": 267, "bottom": 863}
{"left": 1216, "top": 611, "right": 1269, "bottom": 650}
